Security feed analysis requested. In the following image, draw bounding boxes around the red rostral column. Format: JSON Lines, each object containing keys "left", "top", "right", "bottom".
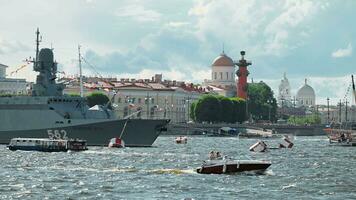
{"left": 235, "top": 51, "right": 251, "bottom": 99}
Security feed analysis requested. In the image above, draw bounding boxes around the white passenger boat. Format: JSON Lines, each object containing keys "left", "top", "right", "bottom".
{"left": 8, "top": 138, "right": 87, "bottom": 152}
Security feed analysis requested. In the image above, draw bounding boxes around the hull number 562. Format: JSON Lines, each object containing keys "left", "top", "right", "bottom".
{"left": 47, "top": 129, "right": 68, "bottom": 140}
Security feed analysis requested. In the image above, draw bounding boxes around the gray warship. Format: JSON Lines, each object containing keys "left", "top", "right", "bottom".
{"left": 0, "top": 30, "right": 169, "bottom": 147}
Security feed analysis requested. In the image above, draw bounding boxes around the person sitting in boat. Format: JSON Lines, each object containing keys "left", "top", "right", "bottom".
{"left": 209, "top": 151, "right": 223, "bottom": 160}
{"left": 209, "top": 151, "right": 215, "bottom": 160}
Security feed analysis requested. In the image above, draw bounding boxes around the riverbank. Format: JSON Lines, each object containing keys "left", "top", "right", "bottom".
{"left": 164, "top": 123, "right": 326, "bottom": 136}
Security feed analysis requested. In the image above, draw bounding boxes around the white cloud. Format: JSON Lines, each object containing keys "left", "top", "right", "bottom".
{"left": 189, "top": 0, "right": 328, "bottom": 56}
{"left": 331, "top": 43, "right": 352, "bottom": 58}
{"left": 166, "top": 21, "right": 190, "bottom": 28}
{"left": 0, "top": 37, "right": 30, "bottom": 54}
{"left": 115, "top": 4, "right": 161, "bottom": 22}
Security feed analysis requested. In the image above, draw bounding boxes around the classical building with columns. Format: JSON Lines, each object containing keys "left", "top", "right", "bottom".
{"left": 203, "top": 51, "right": 236, "bottom": 97}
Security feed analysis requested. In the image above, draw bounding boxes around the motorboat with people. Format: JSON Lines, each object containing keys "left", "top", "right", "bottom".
{"left": 197, "top": 150, "right": 271, "bottom": 174}
{"left": 197, "top": 159, "right": 271, "bottom": 174}
{"left": 8, "top": 138, "right": 88, "bottom": 152}
{"left": 108, "top": 137, "right": 125, "bottom": 148}
{"left": 324, "top": 126, "right": 356, "bottom": 146}
{"left": 175, "top": 136, "right": 188, "bottom": 144}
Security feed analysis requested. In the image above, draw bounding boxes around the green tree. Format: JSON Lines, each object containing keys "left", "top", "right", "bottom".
{"left": 247, "top": 81, "right": 277, "bottom": 122}
{"left": 216, "top": 96, "right": 234, "bottom": 122}
{"left": 190, "top": 95, "right": 247, "bottom": 123}
{"left": 190, "top": 101, "right": 197, "bottom": 121}
{"left": 288, "top": 114, "right": 321, "bottom": 125}
{"left": 68, "top": 93, "right": 80, "bottom": 97}
{"left": 86, "top": 92, "right": 110, "bottom": 107}
{"left": 230, "top": 97, "right": 247, "bottom": 123}
{"left": 194, "top": 95, "right": 221, "bottom": 123}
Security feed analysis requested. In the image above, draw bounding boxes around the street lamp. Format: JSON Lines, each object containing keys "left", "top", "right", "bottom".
{"left": 145, "top": 92, "right": 152, "bottom": 119}
{"left": 185, "top": 97, "right": 191, "bottom": 123}
{"left": 327, "top": 97, "right": 330, "bottom": 124}
{"left": 267, "top": 99, "right": 273, "bottom": 123}
{"left": 245, "top": 97, "right": 249, "bottom": 122}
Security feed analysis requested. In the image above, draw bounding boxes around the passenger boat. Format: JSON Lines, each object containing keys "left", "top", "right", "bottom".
{"left": 196, "top": 159, "right": 271, "bottom": 174}
{"left": 8, "top": 138, "right": 87, "bottom": 152}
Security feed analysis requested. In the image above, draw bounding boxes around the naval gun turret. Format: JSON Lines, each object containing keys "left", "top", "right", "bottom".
{"left": 32, "top": 48, "right": 64, "bottom": 96}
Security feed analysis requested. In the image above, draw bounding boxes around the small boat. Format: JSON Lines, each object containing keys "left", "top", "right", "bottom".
{"left": 175, "top": 136, "right": 187, "bottom": 144}
{"left": 8, "top": 138, "right": 87, "bottom": 152}
{"left": 108, "top": 137, "right": 125, "bottom": 148}
{"left": 197, "top": 159, "right": 271, "bottom": 174}
{"left": 324, "top": 128, "right": 356, "bottom": 146}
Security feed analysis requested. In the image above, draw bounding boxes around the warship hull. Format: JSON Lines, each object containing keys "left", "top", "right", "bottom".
{"left": 0, "top": 119, "right": 169, "bottom": 147}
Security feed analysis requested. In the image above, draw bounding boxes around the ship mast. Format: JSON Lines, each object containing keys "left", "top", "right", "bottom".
{"left": 78, "top": 45, "right": 84, "bottom": 97}
{"left": 35, "top": 28, "right": 41, "bottom": 62}
{"left": 352, "top": 75, "right": 356, "bottom": 104}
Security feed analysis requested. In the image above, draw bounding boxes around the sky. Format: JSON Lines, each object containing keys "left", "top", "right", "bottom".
{"left": 0, "top": 0, "right": 355, "bottom": 105}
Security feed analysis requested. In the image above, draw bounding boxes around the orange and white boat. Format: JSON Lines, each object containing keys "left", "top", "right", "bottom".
{"left": 175, "top": 136, "right": 187, "bottom": 144}
{"left": 324, "top": 126, "right": 356, "bottom": 146}
{"left": 108, "top": 137, "right": 125, "bottom": 148}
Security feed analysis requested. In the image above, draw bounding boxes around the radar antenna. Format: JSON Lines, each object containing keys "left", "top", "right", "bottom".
{"left": 35, "top": 28, "right": 42, "bottom": 62}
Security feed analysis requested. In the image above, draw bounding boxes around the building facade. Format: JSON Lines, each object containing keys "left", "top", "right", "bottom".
{"left": 0, "top": 63, "right": 27, "bottom": 95}
{"left": 62, "top": 75, "right": 204, "bottom": 123}
{"left": 318, "top": 105, "right": 356, "bottom": 124}
{"left": 296, "top": 79, "right": 316, "bottom": 107}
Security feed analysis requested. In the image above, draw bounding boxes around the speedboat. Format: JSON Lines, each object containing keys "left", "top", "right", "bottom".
{"left": 196, "top": 159, "right": 271, "bottom": 174}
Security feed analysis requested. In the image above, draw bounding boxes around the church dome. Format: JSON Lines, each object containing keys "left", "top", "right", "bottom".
{"left": 212, "top": 53, "right": 234, "bottom": 67}
{"left": 297, "top": 80, "right": 315, "bottom": 97}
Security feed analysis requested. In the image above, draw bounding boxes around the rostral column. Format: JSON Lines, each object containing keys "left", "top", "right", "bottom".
{"left": 234, "top": 51, "right": 251, "bottom": 99}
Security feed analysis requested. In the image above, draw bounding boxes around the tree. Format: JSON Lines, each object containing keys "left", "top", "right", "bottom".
{"left": 216, "top": 96, "right": 234, "bottom": 122}
{"left": 190, "top": 101, "right": 197, "bottom": 121}
{"left": 68, "top": 93, "right": 80, "bottom": 97}
{"left": 194, "top": 95, "right": 221, "bottom": 123}
{"left": 247, "top": 81, "right": 277, "bottom": 122}
{"left": 288, "top": 114, "right": 321, "bottom": 125}
{"left": 230, "top": 97, "right": 247, "bottom": 123}
{"left": 190, "top": 95, "right": 247, "bottom": 123}
{"left": 86, "top": 92, "right": 110, "bottom": 107}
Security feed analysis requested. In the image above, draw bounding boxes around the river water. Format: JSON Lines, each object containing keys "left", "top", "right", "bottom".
{"left": 0, "top": 136, "right": 355, "bottom": 199}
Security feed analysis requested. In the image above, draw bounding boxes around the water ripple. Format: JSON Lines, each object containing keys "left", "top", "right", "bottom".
{"left": 1, "top": 136, "right": 356, "bottom": 199}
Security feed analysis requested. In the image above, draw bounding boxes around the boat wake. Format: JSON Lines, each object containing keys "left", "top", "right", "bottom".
{"left": 148, "top": 168, "right": 195, "bottom": 175}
